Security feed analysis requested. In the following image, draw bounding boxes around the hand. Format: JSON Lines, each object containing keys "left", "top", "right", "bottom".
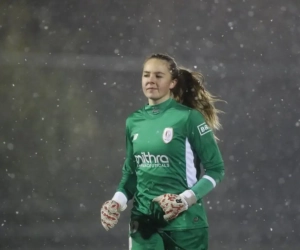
{"left": 152, "top": 194, "right": 188, "bottom": 221}
{"left": 100, "top": 200, "right": 121, "bottom": 231}
{"left": 152, "top": 190, "right": 197, "bottom": 221}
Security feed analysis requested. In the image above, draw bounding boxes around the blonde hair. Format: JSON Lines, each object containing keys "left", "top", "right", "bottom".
{"left": 145, "top": 53, "right": 223, "bottom": 131}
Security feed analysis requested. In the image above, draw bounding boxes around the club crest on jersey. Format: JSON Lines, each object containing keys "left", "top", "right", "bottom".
{"left": 133, "top": 133, "right": 139, "bottom": 141}
{"left": 162, "top": 128, "right": 173, "bottom": 143}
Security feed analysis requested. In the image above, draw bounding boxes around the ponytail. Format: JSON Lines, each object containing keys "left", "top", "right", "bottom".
{"left": 172, "top": 67, "right": 222, "bottom": 131}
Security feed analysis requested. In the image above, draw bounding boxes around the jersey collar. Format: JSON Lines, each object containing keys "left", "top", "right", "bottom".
{"left": 144, "top": 98, "right": 173, "bottom": 116}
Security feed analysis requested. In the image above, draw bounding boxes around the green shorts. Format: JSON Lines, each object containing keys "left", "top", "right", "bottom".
{"left": 129, "top": 220, "right": 208, "bottom": 250}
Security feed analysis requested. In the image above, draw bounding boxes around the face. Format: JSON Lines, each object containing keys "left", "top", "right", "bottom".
{"left": 142, "top": 59, "right": 177, "bottom": 105}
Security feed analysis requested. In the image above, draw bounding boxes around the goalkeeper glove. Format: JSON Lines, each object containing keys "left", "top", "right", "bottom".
{"left": 152, "top": 190, "right": 197, "bottom": 221}
{"left": 100, "top": 192, "right": 127, "bottom": 231}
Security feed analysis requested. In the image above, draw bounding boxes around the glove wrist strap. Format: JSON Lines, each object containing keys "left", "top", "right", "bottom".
{"left": 180, "top": 190, "right": 197, "bottom": 207}
{"left": 112, "top": 191, "right": 128, "bottom": 211}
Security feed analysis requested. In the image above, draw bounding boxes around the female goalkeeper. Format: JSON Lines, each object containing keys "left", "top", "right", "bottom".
{"left": 101, "top": 53, "right": 225, "bottom": 250}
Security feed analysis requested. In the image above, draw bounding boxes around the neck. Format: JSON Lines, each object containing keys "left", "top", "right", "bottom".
{"left": 148, "top": 95, "right": 171, "bottom": 106}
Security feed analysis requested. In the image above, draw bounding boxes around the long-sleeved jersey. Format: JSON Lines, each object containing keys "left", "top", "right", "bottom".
{"left": 117, "top": 98, "right": 224, "bottom": 230}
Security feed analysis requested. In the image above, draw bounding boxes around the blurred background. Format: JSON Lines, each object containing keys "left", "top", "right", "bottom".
{"left": 0, "top": 0, "right": 299, "bottom": 249}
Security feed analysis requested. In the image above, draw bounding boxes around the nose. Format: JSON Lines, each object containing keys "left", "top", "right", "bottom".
{"left": 146, "top": 74, "right": 158, "bottom": 85}
{"left": 148, "top": 74, "right": 156, "bottom": 82}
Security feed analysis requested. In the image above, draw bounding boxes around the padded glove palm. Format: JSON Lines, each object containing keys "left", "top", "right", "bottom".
{"left": 100, "top": 200, "right": 121, "bottom": 231}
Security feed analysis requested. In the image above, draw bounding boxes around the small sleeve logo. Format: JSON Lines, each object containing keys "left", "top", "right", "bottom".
{"left": 197, "top": 123, "right": 211, "bottom": 136}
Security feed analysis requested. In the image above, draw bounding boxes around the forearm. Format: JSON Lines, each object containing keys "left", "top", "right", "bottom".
{"left": 117, "top": 120, "right": 137, "bottom": 202}
{"left": 191, "top": 163, "right": 225, "bottom": 200}
{"left": 116, "top": 171, "right": 137, "bottom": 201}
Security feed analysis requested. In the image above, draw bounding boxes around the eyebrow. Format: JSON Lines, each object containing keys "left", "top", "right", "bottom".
{"left": 143, "top": 71, "right": 165, "bottom": 74}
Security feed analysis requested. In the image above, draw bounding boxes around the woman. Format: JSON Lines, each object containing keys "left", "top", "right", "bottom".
{"left": 101, "top": 53, "right": 225, "bottom": 250}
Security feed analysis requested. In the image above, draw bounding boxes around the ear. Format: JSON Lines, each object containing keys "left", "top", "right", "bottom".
{"left": 170, "top": 79, "right": 177, "bottom": 90}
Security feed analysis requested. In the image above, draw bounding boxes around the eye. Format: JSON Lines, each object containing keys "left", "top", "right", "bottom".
{"left": 156, "top": 75, "right": 162, "bottom": 78}
{"left": 143, "top": 74, "right": 149, "bottom": 77}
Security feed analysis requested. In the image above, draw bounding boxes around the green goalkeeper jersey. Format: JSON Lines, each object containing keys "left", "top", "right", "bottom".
{"left": 117, "top": 98, "right": 224, "bottom": 230}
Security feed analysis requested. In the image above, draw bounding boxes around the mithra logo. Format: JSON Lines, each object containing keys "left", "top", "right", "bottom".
{"left": 134, "top": 152, "right": 169, "bottom": 167}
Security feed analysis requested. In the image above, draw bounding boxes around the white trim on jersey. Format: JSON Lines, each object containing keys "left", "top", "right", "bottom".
{"left": 185, "top": 139, "right": 197, "bottom": 188}
{"left": 203, "top": 175, "right": 217, "bottom": 187}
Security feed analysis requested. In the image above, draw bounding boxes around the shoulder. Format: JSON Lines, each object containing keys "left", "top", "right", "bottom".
{"left": 171, "top": 101, "right": 205, "bottom": 121}
{"left": 186, "top": 109, "right": 206, "bottom": 129}
{"left": 171, "top": 100, "right": 192, "bottom": 112}
{"left": 189, "top": 108, "right": 205, "bottom": 121}
{"left": 125, "top": 106, "right": 144, "bottom": 126}
{"left": 170, "top": 100, "right": 192, "bottom": 118}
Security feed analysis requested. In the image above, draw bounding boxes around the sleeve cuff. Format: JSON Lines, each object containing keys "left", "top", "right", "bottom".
{"left": 203, "top": 175, "right": 217, "bottom": 187}
{"left": 112, "top": 191, "right": 128, "bottom": 211}
{"left": 191, "top": 177, "right": 215, "bottom": 200}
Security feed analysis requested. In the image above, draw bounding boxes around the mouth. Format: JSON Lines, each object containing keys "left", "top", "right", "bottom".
{"left": 146, "top": 88, "right": 157, "bottom": 90}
